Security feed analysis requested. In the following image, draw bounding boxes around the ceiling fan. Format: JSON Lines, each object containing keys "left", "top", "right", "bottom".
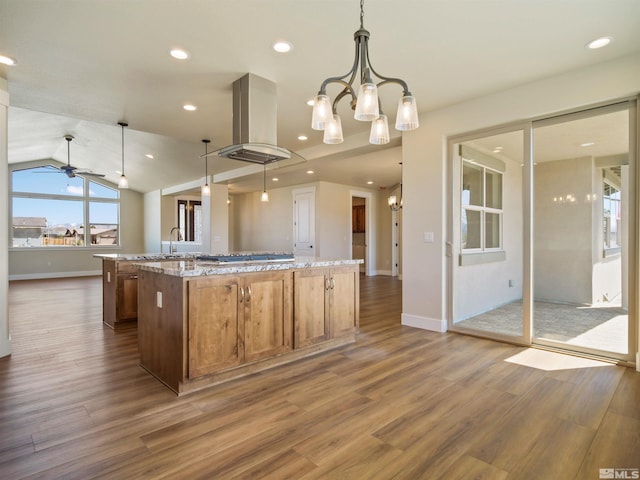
{"left": 48, "top": 135, "right": 105, "bottom": 178}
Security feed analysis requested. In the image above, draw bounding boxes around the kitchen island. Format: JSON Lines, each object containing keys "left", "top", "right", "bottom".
{"left": 96, "top": 252, "right": 199, "bottom": 329}
{"left": 135, "top": 256, "right": 361, "bottom": 395}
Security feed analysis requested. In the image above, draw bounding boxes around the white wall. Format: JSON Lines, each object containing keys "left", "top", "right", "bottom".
{"left": 144, "top": 190, "right": 162, "bottom": 252}
{"left": 231, "top": 186, "right": 294, "bottom": 252}
{"left": 230, "top": 180, "right": 385, "bottom": 267}
{"left": 401, "top": 53, "right": 640, "bottom": 335}
{"left": 534, "top": 157, "right": 593, "bottom": 304}
{"left": 1, "top": 76, "right": 11, "bottom": 358}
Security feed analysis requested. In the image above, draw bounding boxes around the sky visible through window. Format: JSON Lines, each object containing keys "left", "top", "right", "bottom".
{"left": 12, "top": 166, "right": 118, "bottom": 227}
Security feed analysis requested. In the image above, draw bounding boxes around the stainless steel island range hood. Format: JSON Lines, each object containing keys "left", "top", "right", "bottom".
{"left": 215, "top": 73, "right": 292, "bottom": 165}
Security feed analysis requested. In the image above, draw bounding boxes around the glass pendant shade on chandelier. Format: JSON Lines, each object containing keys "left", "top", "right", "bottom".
{"left": 201, "top": 139, "right": 211, "bottom": 196}
{"left": 311, "top": 0, "right": 419, "bottom": 145}
{"left": 117, "top": 122, "right": 129, "bottom": 189}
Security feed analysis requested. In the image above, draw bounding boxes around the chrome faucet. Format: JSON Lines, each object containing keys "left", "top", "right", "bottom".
{"left": 169, "top": 227, "right": 183, "bottom": 253}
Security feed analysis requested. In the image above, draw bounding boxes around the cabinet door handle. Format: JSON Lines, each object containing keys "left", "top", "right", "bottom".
{"left": 240, "top": 287, "right": 245, "bottom": 303}
{"left": 325, "top": 277, "right": 330, "bottom": 291}
{"left": 130, "top": 275, "right": 138, "bottom": 279}
{"left": 330, "top": 277, "right": 335, "bottom": 289}
{"left": 246, "top": 286, "right": 252, "bottom": 302}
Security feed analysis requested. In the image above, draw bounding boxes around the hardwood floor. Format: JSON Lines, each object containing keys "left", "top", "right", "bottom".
{"left": 2, "top": 275, "right": 639, "bottom": 479}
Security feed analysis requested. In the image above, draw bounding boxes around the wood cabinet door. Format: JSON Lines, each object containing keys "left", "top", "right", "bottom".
{"left": 329, "top": 267, "right": 358, "bottom": 337}
{"left": 117, "top": 274, "right": 138, "bottom": 320}
{"left": 293, "top": 269, "right": 329, "bottom": 348}
{"left": 243, "top": 272, "right": 293, "bottom": 362}
{"left": 188, "top": 276, "right": 243, "bottom": 378}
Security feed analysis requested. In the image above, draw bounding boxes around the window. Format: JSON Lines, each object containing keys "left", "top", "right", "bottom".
{"left": 461, "top": 160, "right": 503, "bottom": 251}
{"left": 603, "top": 180, "right": 621, "bottom": 254}
{"left": 11, "top": 165, "right": 120, "bottom": 248}
{"left": 177, "top": 200, "right": 202, "bottom": 243}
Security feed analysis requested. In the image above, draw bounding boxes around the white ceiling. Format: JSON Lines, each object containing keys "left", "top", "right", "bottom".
{"left": 1, "top": 0, "right": 639, "bottom": 194}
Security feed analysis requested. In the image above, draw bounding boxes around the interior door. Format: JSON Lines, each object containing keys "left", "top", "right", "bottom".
{"left": 293, "top": 187, "right": 316, "bottom": 256}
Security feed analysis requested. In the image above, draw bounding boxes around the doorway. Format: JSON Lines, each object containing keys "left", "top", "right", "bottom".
{"left": 350, "top": 190, "right": 373, "bottom": 276}
{"left": 448, "top": 100, "right": 636, "bottom": 363}
{"left": 352, "top": 196, "right": 366, "bottom": 273}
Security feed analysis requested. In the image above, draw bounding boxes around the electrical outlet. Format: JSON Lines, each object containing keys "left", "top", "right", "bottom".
{"left": 107, "top": 272, "right": 111, "bottom": 283}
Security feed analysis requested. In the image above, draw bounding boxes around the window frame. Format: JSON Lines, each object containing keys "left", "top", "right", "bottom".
{"left": 10, "top": 162, "right": 121, "bottom": 250}
{"left": 603, "top": 177, "right": 622, "bottom": 257}
{"left": 461, "top": 159, "right": 504, "bottom": 254}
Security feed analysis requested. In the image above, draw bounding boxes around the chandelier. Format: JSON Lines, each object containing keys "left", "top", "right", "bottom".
{"left": 311, "top": 0, "right": 419, "bottom": 145}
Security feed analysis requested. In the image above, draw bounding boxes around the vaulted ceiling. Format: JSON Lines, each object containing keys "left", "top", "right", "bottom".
{"left": 2, "top": 0, "right": 639, "bottom": 193}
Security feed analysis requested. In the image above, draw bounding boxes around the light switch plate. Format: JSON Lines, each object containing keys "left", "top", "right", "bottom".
{"left": 156, "top": 291, "right": 163, "bottom": 308}
{"left": 424, "top": 232, "right": 434, "bottom": 243}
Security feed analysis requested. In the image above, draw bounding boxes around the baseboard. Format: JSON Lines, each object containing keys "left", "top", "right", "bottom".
{"left": 9, "top": 270, "right": 102, "bottom": 281}
{"left": 402, "top": 313, "right": 447, "bottom": 333}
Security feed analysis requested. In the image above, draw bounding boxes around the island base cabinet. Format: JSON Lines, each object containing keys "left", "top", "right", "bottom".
{"left": 137, "top": 265, "right": 358, "bottom": 395}
{"left": 294, "top": 266, "right": 359, "bottom": 348}
{"left": 187, "top": 271, "right": 293, "bottom": 379}
{"left": 102, "top": 259, "right": 139, "bottom": 329}
{"left": 137, "top": 271, "right": 186, "bottom": 392}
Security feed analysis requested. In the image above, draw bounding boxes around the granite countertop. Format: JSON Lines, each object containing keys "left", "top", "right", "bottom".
{"left": 94, "top": 252, "right": 199, "bottom": 261}
{"left": 94, "top": 251, "right": 290, "bottom": 261}
{"left": 133, "top": 256, "right": 363, "bottom": 277}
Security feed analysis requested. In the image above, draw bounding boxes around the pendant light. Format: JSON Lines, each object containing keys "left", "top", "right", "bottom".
{"left": 261, "top": 163, "right": 269, "bottom": 202}
{"left": 388, "top": 162, "right": 403, "bottom": 211}
{"left": 117, "top": 122, "right": 129, "bottom": 189}
{"left": 311, "top": 0, "right": 419, "bottom": 145}
{"left": 201, "top": 139, "right": 211, "bottom": 196}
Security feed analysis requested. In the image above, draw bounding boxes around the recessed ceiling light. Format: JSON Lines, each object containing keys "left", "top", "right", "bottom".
{"left": 581, "top": 142, "right": 595, "bottom": 147}
{"left": 183, "top": 104, "right": 197, "bottom": 111}
{"left": 272, "top": 40, "right": 293, "bottom": 53}
{"left": 306, "top": 170, "right": 314, "bottom": 174}
{"left": 586, "top": 36, "right": 613, "bottom": 49}
{"left": 145, "top": 154, "right": 154, "bottom": 159}
{"left": 367, "top": 181, "right": 373, "bottom": 185}
{"left": 169, "top": 48, "right": 190, "bottom": 60}
{"left": 272, "top": 177, "right": 279, "bottom": 182}
{"left": 298, "top": 135, "right": 308, "bottom": 141}
{"left": 0, "top": 54, "right": 17, "bottom": 66}
{"left": 306, "top": 99, "right": 315, "bottom": 106}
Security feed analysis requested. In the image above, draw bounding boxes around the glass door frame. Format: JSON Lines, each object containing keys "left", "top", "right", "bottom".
{"left": 446, "top": 122, "right": 533, "bottom": 347}
{"left": 446, "top": 97, "right": 638, "bottom": 365}
{"left": 530, "top": 100, "right": 637, "bottom": 364}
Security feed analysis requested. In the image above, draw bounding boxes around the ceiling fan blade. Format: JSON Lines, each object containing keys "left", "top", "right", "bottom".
{"left": 76, "top": 171, "right": 106, "bottom": 177}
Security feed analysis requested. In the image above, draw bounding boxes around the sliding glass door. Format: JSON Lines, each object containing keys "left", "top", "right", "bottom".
{"left": 532, "top": 103, "right": 635, "bottom": 361}
{"left": 448, "top": 127, "right": 528, "bottom": 344}
{"left": 449, "top": 100, "right": 636, "bottom": 363}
